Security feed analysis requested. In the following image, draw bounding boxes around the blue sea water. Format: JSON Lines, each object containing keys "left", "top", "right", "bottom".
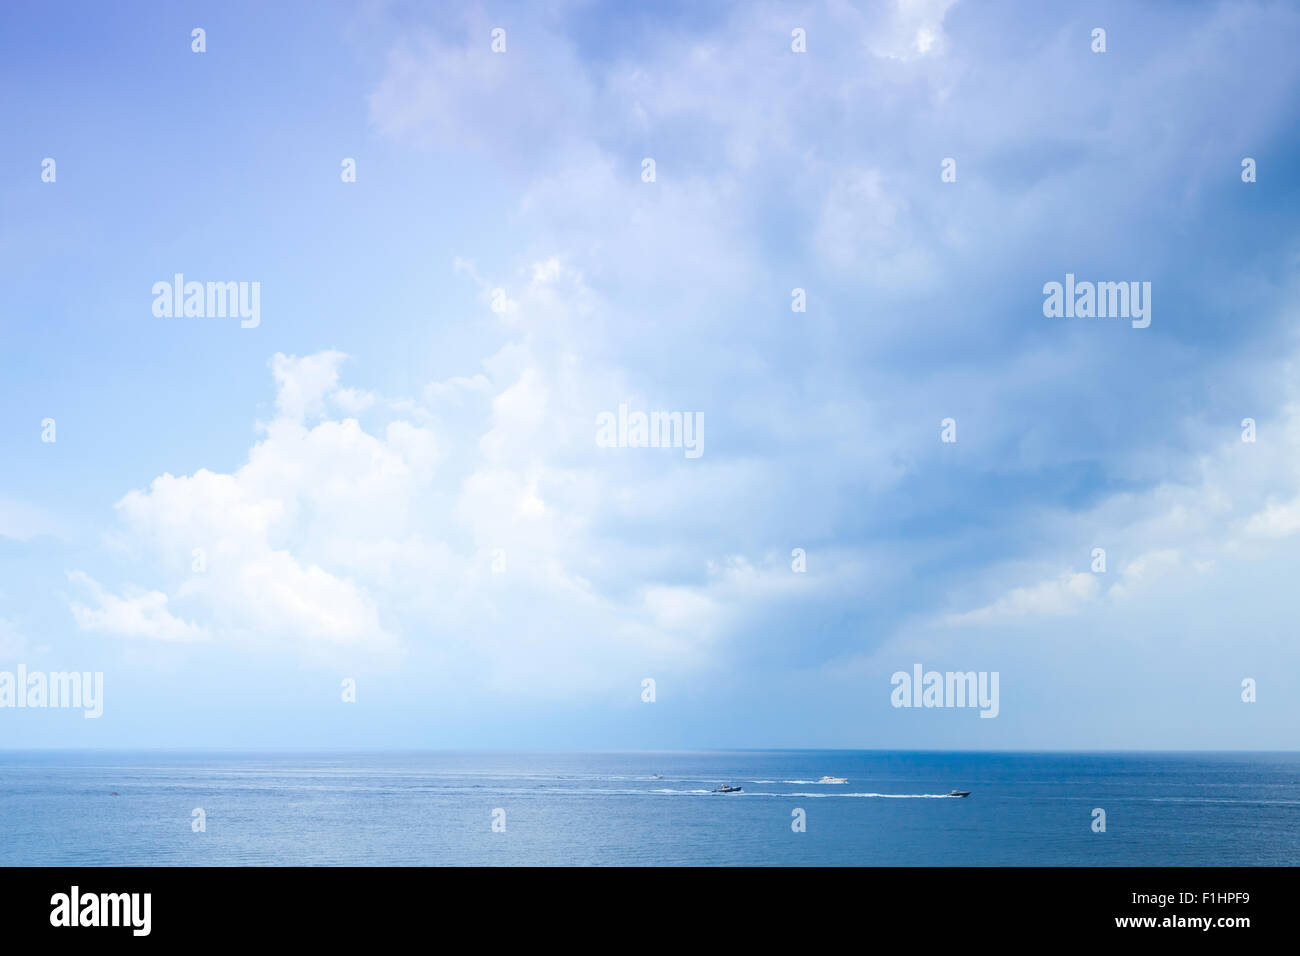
{"left": 1, "top": 751, "right": 1296, "bottom": 866}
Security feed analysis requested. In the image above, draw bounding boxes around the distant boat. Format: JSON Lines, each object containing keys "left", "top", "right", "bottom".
{"left": 711, "top": 784, "right": 743, "bottom": 793}
{"left": 948, "top": 790, "right": 971, "bottom": 798}
{"left": 817, "top": 776, "right": 848, "bottom": 784}
{"left": 650, "top": 774, "right": 663, "bottom": 779}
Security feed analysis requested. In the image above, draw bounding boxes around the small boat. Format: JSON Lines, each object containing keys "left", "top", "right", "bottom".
{"left": 711, "top": 784, "right": 743, "bottom": 793}
{"left": 948, "top": 790, "right": 971, "bottom": 798}
{"left": 650, "top": 774, "right": 663, "bottom": 779}
{"left": 817, "top": 776, "right": 848, "bottom": 784}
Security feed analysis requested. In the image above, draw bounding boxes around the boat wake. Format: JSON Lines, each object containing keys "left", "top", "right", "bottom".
{"left": 652, "top": 789, "right": 963, "bottom": 798}
{"left": 779, "top": 792, "right": 959, "bottom": 799}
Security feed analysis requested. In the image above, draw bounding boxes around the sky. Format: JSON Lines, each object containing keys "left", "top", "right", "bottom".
{"left": 1, "top": 0, "right": 1299, "bottom": 750}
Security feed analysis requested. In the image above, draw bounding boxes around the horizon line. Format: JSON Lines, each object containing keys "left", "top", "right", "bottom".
{"left": 1, "top": 746, "right": 1296, "bottom": 755}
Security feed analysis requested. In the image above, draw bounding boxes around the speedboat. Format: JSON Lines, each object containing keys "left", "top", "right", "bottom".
{"left": 711, "top": 784, "right": 743, "bottom": 793}
{"left": 650, "top": 774, "right": 663, "bottom": 779}
{"left": 817, "top": 776, "right": 848, "bottom": 784}
{"left": 948, "top": 790, "right": 971, "bottom": 797}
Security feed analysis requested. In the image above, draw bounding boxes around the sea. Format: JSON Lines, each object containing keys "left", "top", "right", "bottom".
{"left": 1, "top": 750, "right": 1297, "bottom": 866}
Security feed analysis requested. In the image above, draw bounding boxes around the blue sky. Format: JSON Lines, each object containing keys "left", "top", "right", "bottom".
{"left": 2, "top": 0, "right": 1299, "bottom": 749}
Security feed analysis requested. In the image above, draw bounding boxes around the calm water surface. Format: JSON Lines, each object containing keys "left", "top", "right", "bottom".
{"left": 1, "top": 751, "right": 1296, "bottom": 865}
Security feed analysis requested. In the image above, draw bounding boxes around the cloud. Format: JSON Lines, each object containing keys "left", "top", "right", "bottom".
{"left": 68, "top": 572, "right": 207, "bottom": 642}
{"left": 331, "top": 387, "right": 377, "bottom": 415}
{"left": 82, "top": 353, "right": 447, "bottom": 663}
{"left": 271, "top": 350, "right": 348, "bottom": 422}
{"left": 367, "top": 15, "right": 594, "bottom": 161}
{"left": 813, "top": 167, "right": 932, "bottom": 283}
{"left": 354, "top": 0, "right": 1300, "bottom": 701}
{"left": 935, "top": 373, "right": 1300, "bottom": 632}
{"left": 863, "top": 0, "right": 959, "bottom": 60}
{"left": 946, "top": 571, "right": 1100, "bottom": 624}
{"left": 1107, "top": 549, "right": 1184, "bottom": 599}
{"left": 1242, "top": 496, "right": 1300, "bottom": 539}
{"left": 23, "top": 0, "right": 1300, "bottom": 745}
{"left": 75, "top": 332, "right": 747, "bottom": 683}
{"left": 424, "top": 373, "right": 492, "bottom": 403}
